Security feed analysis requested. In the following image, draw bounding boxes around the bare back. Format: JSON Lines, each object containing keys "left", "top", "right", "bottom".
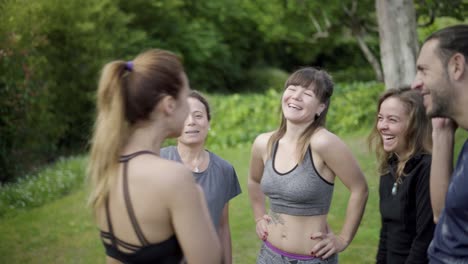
{"left": 97, "top": 151, "right": 221, "bottom": 263}
{"left": 97, "top": 153, "right": 179, "bottom": 250}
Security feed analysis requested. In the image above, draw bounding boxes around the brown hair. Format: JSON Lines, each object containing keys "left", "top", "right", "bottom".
{"left": 368, "top": 86, "right": 432, "bottom": 177}
{"left": 189, "top": 90, "right": 211, "bottom": 121}
{"left": 88, "top": 49, "right": 185, "bottom": 211}
{"left": 267, "top": 67, "right": 334, "bottom": 163}
{"left": 425, "top": 24, "right": 468, "bottom": 65}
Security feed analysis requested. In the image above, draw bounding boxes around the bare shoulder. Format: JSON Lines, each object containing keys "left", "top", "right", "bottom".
{"left": 310, "top": 128, "right": 345, "bottom": 152}
{"left": 131, "top": 155, "right": 195, "bottom": 193}
{"left": 252, "top": 131, "right": 274, "bottom": 150}
{"left": 251, "top": 131, "right": 275, "bottom": 159}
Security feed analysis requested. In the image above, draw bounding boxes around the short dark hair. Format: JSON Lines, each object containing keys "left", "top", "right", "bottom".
{"left": 189, "top": 90, "right": 211, "bottom": 121}
{"left": 425, "top": 24, "right": 468, "bottom": 64}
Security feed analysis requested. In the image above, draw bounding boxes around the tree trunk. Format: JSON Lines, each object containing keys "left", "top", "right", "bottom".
{"left": 355, "top": 32, "right": 384, "bottom": 82}
{"left": 376, "top": 0, "right": 419, "bottom": 89}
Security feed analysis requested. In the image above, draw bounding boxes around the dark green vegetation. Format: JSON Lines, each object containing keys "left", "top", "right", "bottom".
{"left": 2, "top": 0, "right": 465, "bottom": 182}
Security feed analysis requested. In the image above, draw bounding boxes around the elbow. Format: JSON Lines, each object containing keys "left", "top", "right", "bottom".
{"left": 432, "top": 208, "right": 442, "bottom": 224}
{"left": 355, "top": 182, "right": 369, "bottom": 200}
{"left": 362, "top": 183, "right": 369, "bottom": 197}
{"left": 433, "top": 215, "right": 440, "bottom": 224}
{"left": 361, "top": 188, "right": 369, "bottom": 205}
{"left": 354, "top": 183, "right": 369, "bottom": 207}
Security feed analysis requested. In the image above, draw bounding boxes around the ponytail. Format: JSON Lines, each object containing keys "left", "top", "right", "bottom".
{"left": 88, "top": 61, "right": 130, "bottom": 211}
{"left": 87, "top": 49, "right": 184, "bottom": 213}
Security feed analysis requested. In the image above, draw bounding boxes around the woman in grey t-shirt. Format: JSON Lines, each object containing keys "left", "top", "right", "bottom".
{"left": 160, "top": 90, "right": 242, "bottom": 264}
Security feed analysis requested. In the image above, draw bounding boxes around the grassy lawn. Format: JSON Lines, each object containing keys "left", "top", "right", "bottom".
{"left": 1, "top": 131, "right": 466, "bottom": 263}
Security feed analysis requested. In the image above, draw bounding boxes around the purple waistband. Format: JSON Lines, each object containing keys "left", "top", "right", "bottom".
{"left": 264, "top": 240, "right": 315, "bottom": 261}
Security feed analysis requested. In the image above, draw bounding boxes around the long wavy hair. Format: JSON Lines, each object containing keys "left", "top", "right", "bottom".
{"left": 267, "top": 67, "right": 334, "bottom": 163}
{"left": 368, "top": 87, "right": 432, "bottom": 177}
{"left": 87, "top": 49, "right": 185, "bottom": 211}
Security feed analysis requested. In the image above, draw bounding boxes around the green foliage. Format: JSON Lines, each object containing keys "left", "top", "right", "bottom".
{"left": 416, "top": 0, "right": 468, "bottom": 24}
{"left": 417, "top": 17, "right": 468, "bottom": 42}
{"left": 2, "top": 0, "right": 464, "bottom": 184}
{"left": 0, "top": 156, "right": 87, "bottom": 217}
{"left": 207, "top": 90, "right": 281, "bottom": 151}
{"left": 0, "top": 0, "right": 143, "bottom": 181}
{"left": 245, "top": 67, "right": 289, "bottom": 92}
{"left": 328, "top": 82, "right": 384, "bottom": 135}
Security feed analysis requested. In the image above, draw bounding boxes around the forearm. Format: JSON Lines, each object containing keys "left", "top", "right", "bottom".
{"left": 247, "top": 179, "right": 266, "bottom": 219}
{"left": 430, "top": 130, "right": 454, "bottom": 222}
{"left": 219, "top": 225, "right": 232, "bottom": 264}
{"left": 338, "top": 186, "right": 368, "bottom": 244}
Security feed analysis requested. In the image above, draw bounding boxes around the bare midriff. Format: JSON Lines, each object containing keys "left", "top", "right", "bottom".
{"left": 265, "top": 211, "right": 328, "bottom": 255}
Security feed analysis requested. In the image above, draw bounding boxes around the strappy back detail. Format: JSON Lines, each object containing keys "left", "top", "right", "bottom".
{"left": 120, "top": 151, "right": 154, "bottom": 246}
{"left": 100, "top": 150, "right": 183, "bottom": 263}
{"left": 119, "top": 150, "right": 159, "bottom": 163}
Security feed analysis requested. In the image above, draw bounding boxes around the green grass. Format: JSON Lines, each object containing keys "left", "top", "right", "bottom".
{"left": 1, "top": 130, "right": 467, "bottom": 263}
{"left": 0, "top": 155, "right": 87, "bottom": 217}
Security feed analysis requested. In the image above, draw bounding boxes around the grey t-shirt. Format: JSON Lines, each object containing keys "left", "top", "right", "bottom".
{"left": 160, "top": 146, "right": 242, "bottom": 229}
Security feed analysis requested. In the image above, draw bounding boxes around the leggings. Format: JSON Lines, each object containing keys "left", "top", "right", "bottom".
{"left": 256, "top": 241, "right": 338, "bottom": 264}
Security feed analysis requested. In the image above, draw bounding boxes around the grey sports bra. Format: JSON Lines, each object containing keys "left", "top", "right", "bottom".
{"left": 260, "top": 142, "right": 334, "bottom": 216}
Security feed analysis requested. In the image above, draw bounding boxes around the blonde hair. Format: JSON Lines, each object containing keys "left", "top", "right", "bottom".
{"left": 368, "top": 87, "right": 432, "bottom": 177}
{"left": 267, "top": 67, "right": 334, "bottom": 163}
{"left": 87, "top": 49, "right": 184, "bottom": 211}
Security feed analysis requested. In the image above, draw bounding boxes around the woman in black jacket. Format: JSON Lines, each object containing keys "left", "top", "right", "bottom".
{"left": 369, "top": 87, "right": 435, "bottom": 264}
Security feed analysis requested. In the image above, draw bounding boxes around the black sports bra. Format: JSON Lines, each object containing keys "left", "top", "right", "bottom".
{"left": 100, "top": 151, "right": 184, "bottom": 264}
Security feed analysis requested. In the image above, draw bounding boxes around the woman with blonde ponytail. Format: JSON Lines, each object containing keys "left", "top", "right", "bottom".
{"left": 88, "top": 49, "right": 221, "bottom": 264}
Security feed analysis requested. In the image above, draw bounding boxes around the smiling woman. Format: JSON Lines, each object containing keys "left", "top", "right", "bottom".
{"left": 248, "top": 67, "right": 369, "bottom": 264}
{"left": 160, "top": 90, "right": 242, "bottom": 264}
{"left": 369, "top": 87, "right": 434, "bottom": 264}
{"left": 377, "top": 96, "right": 410, "bottom": 157}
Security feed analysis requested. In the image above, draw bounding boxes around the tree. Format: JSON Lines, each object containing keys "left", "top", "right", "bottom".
{"left": 0, "top": 0, "right": 142, "bottom": 182}
{"left": 376, "top": 0, "right": 419, "bottom": 89}
{"left": 375, "top": 0, "right": 468, "bottom": 89}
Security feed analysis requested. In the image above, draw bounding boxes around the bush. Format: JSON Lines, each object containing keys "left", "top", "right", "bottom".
{"left": 0, "top": 155, "right": 87, "bottom": 217}
{"left": 0, "top": 0, "right": 142, "bottom": 182}
{"left": 207, "top": 90, "right": 281, "bottom": 151}
{"left": 244, "top": 67, "right": 290, "bottom": 92}
{"left": 328, "top": 81, "right": 384, "bottom": 135}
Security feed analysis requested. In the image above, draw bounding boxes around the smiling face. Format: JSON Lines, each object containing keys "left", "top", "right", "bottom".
{"left": 377, "top": 97, "right": 410, "bottom": 156}
{"left": 281, "top": 84, "right": 325, "bottom": 125}
{"left": 412, "top": 39, "right": 454, "bottom": 118}
{"left": 177, "top": 97, "right": 210, "bottom": 146}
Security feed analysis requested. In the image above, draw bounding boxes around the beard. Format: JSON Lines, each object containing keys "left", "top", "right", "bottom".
{"left": 427, "top": 72, "right": 454, "bottom": 118}
{"left": 428, "top": 93, "right": 452, "bottom": 118}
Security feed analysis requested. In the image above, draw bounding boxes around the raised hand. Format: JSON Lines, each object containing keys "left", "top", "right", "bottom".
{"left": 432, "top": 117, "right": 457, "bottom": 133}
